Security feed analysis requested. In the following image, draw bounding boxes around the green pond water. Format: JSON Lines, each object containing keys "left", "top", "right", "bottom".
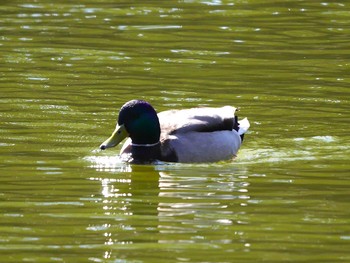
{"left": 1, "top": 0, "right": 349, "bottom": 262}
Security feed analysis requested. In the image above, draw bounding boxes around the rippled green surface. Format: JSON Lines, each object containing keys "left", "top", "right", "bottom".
{"left": 1, "top": 0, "right": 349, "bottom": 262}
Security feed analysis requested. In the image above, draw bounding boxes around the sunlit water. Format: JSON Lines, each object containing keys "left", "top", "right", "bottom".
{"left": 1, "top": 0, "right": 349, "bottom": 262}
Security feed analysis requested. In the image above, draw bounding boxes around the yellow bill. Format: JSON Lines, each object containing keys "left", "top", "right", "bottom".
{"left": 100, "top": 124, "right": 128, "bottom": 150}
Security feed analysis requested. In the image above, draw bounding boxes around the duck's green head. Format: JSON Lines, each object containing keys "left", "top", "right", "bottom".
{"left": 100, "top": 100, "right": 161, "bottom": 150}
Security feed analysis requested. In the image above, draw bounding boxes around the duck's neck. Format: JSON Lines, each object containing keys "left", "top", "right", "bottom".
{"left": 129, "top": 142, "right": 161, "bottom": 164}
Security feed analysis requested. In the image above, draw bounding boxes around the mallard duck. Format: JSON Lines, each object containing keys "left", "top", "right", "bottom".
{"left": 100, "top": 100, "right": 249, "bottom": 163}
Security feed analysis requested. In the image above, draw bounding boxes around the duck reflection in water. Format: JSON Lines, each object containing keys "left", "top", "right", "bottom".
{"left": 88, "top": 164, "right": 251, "bottom": 254}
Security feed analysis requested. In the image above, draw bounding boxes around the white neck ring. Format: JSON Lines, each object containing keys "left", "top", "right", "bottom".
{"left": 131, "top": 141, "right": 160, "bottom": 147}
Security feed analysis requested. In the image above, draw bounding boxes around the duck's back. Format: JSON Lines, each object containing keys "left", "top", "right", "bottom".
{"left": 157, "top": 106, "right": 238, "bottom": 136}
{"left": 157, "top": 106, "right": 242, "bottom": 163}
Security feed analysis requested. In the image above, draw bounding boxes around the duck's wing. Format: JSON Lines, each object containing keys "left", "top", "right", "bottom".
{"left": 163, "top": 130, "right": 243, "bottom": 163}
{"left": 157, "top": 106, "right": 238, "bottom": 137}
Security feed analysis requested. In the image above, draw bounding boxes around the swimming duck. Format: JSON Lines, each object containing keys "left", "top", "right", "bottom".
{"left": 100, "top": 100, "right": 249, "bottom": 163}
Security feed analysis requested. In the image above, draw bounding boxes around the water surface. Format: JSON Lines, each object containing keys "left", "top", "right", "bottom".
{"left": 1, "top": 0, "right": 349, "bottom": 262}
